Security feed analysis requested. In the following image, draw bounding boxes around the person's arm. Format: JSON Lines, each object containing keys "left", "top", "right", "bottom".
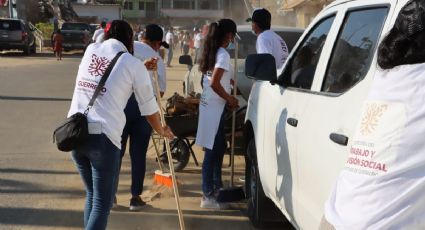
{"left": 146, "top": 113, "right": 173, "bottom": 138}
{"left": 210, "top": 68, "right": 238, "bottom": 109}
{"left": 158, "top": 56, "right": 167, "bottom": 97}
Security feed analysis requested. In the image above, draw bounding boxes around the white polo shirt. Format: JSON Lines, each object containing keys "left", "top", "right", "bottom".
{"left": 68, "top": 39, "right": 158, "bottom": 149}
{"left": 133, "top": 41, "right": 166, "bottom": 94}
{"left": 194, "top": 33, "right": 202, "bottom": 49}
{"left": 325, "top": 63, "right": 425, "bottom": 229}
{"left": 166, "top": 32, "right": 174, "bottom": 46}
{"left": 256, "top": 30, "right": 288, "bottom": 71}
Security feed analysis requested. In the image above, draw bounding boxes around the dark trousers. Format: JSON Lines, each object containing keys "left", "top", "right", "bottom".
{"left": 116, "top": 95, "right": 152, "bottom": 197}
{"left": 202, "top": 112, "right": 226, "bottom": 197}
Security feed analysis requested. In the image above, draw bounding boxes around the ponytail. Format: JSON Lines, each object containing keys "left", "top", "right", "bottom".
{"left": 199, "top": 19, "right": 237, "bottom": 74}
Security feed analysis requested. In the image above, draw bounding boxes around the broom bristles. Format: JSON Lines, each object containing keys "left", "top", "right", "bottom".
{"left": 154, "top": 171, "right": 173, "bottom": 188}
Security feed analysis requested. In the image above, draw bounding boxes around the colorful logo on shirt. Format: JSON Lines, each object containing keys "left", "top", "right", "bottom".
{"left": 360, "top": 103, "right": 388, "bottom": 136}
{"left": 88, "top": 54, "right": 111, "bottom": 77}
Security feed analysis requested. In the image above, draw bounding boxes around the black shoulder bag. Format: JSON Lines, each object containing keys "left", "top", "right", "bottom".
{"left": 53, "top": 51, "right": 125, "bottom": 152}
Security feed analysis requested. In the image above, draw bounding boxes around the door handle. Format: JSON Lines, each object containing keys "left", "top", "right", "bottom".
{"left": 330, "top": 133, "right": 349, "bottom": 146}
{"left": 287, "top": 118, "right": 298, "bottom": 127}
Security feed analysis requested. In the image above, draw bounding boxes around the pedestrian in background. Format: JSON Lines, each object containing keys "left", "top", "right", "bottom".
{"left": 52, "top": 29, "right": 63, "bottom": 61}
{"left": 323, "top": 1, "right": 425, "bottom": 229}
{"left": 196, "top": 18, "right": 239, "bottom": 210}
{"left": 92, "top": 21, "right": 106, "bottom": 43}
{"left": 166, "top": 27, "right": 175, "bottom": 67}
{"left": 68, "top": 20, "right": 173, "bottom": 230}
{"left": 182, "top": 31, "right": 191, "bottom": 55}
{"left": 248, "top": 8, "right": 288, "bottom": 72}
{"left": 114, "top": 24, "right": 167, "bottom": 211}
{"left": 193, "top": 27, "right": 202, "bottom": 64}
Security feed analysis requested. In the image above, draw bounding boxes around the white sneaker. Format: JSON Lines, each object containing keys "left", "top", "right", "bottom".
{"left": 200, "top": 196, "right": 228, "bottom": 210}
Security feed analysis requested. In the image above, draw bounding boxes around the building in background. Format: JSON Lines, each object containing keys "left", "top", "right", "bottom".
{"left": 117, "top": 0, "right": 250, "bottom": 28}
{"left": 71, "top": 0, "right": 121, "bottom": 23}
{"left": 279, "top": 0, "right": 334, "bottom": 28}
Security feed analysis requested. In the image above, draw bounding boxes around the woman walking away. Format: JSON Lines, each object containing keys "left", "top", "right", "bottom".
{"left": 323, "top": 1, "right": 425, "bottom": 229}
{"left": 196, "top": 19, "right": 239, "bottom": 210}
{"left": 53, "top": 29, "right": 64, "bottom": 60}
{"left": 68, "top": 20, "right": 173, "bottom": 230}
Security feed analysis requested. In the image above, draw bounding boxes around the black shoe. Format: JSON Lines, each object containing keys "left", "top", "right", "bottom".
{"left": 129, "top": 196, "right": 146, "bottom": 211}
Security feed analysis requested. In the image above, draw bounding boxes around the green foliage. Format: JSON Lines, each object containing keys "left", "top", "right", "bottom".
{"left": 35, "top": 22, "right": 54, "bottom": 40}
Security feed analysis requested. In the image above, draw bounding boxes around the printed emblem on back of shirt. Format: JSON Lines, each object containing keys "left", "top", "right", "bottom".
{"left": 88, "top": 54, "right": 111, "bottom": 77}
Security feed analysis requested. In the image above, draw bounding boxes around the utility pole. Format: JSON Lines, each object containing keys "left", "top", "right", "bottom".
{"left": 8, "top": 0, "right": 14, "bottom": 18}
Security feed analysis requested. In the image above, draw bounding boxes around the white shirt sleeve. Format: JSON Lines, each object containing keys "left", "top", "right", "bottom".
{"left": 215, "top": 49, "right": 230, "bottom": 71}
{"left": 131, "top": 60, "right": 159, "bottom": 116}
{"left": 256, "top": 35, "right": 273, "bottom": 54}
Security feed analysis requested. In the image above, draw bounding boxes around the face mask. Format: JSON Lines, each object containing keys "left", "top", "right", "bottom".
{"left": 226, "top": 41, "right": 235, "bottom": 50}
{"left": 251, "top": 30, "right": 257, "bottom": 36}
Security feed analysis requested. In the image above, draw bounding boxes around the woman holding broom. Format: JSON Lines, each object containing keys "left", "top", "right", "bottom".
{"left": 196, "top": 18, "right": 239, "bottom": 210}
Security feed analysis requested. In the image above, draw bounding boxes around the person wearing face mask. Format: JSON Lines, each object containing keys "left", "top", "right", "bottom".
{"left": 247, "top": 8, "right": 289, "bottom": 72}
{"left": 196, "top": 18, "right": 239, "bottom": 210}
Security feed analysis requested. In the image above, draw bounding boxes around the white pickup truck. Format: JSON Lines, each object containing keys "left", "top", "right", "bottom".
{"left": 243, "top": 0, "right": 408, "bottom": 229}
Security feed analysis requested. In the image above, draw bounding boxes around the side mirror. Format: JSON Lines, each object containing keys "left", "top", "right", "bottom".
{"left": 245, "top": 54, "right": 277, "bottom": 82}
{"left": 179, "top": 55, "right": 193, "bottom": 66}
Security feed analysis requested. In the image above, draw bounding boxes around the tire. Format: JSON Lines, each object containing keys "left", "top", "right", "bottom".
{"left": 31, "top": 43, "right": 36, "bottom": 54}
{"left": 161, "top": 139, "right": 190, "bottom": 172}
{"left": 245, "top": 138, "right": 289, "bottom": 228}
{"left": 23, "top": 45, "right": 31, "bottom": 56}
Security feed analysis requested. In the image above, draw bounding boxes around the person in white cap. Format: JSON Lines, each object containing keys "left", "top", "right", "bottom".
{"left": 247, "top": 8, "right": 288, "bottom": 72}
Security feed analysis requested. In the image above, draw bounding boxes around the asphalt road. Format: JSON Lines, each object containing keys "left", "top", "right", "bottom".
{"left": 0, "top": 50, "right": 285, "bottom": 230}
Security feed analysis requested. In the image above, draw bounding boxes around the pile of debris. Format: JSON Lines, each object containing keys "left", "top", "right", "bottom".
{"left": 166, "top": 92, "right": 200, "bottom": 116}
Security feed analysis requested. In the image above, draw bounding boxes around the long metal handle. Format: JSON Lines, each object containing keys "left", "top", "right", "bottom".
{"left": 230, "top": 41, "right": 239, "bottom": 187}
{"left": 153, "top": 70, "right": 185, "bottom": 230}
{"left": 151, "top": 135, "right": 164, "bottom": 172}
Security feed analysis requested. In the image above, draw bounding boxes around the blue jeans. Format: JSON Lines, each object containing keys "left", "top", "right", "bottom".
{"left": 72, "top": 134, "right": 120, "bottom": 230}
{"left": 116, "top": 95, "right": 152, "bottom": 197}
{"left": 202, "top": 112, "right": 226, "bottom": 197}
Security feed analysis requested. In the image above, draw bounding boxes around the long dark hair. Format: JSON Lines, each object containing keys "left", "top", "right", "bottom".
{"left": 378, "top": 0, "right": 425, "bottom": 69}
{"left": 199, "top": 19, "right": 236, "bottom": 73}
{"left": 104, "top": 20, "right": 134, "bottom": 53}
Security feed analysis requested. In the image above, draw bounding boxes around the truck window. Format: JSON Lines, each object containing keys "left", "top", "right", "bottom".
{"left": 281, "top": 16, "right": 335, "bottom": 90}
{"left": 321, "top": 7, "right": 388, "bottom": 94}
{"left": 0, "top": 20, "right": 21, "bottom": 31}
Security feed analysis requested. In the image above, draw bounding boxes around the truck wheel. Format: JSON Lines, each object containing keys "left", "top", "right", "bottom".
{"left": 246, "top": 138, "right": 289, "bottom": 228}
{"left": 23, "top": 45, "right": 31, "bottom": 56}
{"left": 31, "top": 42, "right": 36, "bottom": 54}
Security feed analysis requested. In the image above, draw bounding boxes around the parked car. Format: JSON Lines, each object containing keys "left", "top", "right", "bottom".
{"left": 0, "top": 18, "right": 36, "bottom": 55}
{"left": 244, "top": 0, "right": 402, "bottom": 228}
{"left": 180, "top": 25, "right": 304, "bottom": 100}
{"left": 61, "top": 22, "right": 91, "bottom": 51}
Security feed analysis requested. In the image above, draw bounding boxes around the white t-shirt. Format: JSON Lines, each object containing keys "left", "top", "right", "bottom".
{"left": 166, "top": 32, "right": 174, "bottom": 45}
{"left": 325, "top": 63, "right": 425, "bottom": 229}
{"left": 92, "top": 28, "right": 104, "bottom": 43}
{"left": 133, "top": 41, "right": 166, "bottom": 94}
{"left": 68, "top": 39, "right": 158, "bottom": 149}
{"left": 194, "top": 33, "right": 202, "bottom": 49}
{"left": 196, "top": 48, "right": 233, "bottom": 149}
{"left": 256, "top": 30, "right": 288, "bottom": 71}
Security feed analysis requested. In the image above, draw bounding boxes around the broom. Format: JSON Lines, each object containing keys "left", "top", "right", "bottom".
{"left": 151, "top": 66, "right": 186, "bottom": 230}
{"left": 216, "top": 38, "right": 246, "bottom": 203}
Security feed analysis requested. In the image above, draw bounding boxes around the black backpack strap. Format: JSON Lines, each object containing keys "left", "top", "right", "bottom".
{"left": 85, "top": 51, "right": 125, "bottom": 114}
